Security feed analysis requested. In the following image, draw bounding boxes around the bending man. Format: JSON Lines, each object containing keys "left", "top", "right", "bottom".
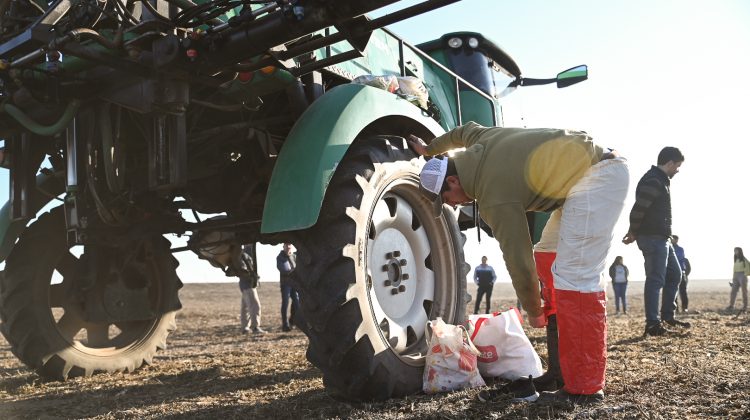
{"left": 408, "top": 122, "right": 629, "bottom": 404}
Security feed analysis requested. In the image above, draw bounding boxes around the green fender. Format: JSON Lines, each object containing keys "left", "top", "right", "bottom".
{"left": 0, "top": 171, "right": 65, "bottom": 262}
{"left": 261, "top": 83, "right": 445, "bottom": 234}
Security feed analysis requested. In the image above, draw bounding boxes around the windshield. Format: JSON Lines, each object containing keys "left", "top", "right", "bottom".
{"left": 446, "top": 50, "right": 516, "bottom": 98}
{"left": 446, "top": 49, "right": 494, "bottom": 96}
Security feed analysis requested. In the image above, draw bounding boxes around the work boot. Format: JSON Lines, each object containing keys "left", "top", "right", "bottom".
{"left": 533, "top": 315, "right": 564, "bottom": 392}
{"left": 644, "top": 321, "right": 673, "bottom": 336}
{"left": 533, "top": 370, "right": 564, "bottom": 392}
{"left": 478, "top": 375, "right": 538, "bottom": 403}
{"left": 537, "top": 389, "right": 604, "bottom": 405}
{"left": 663, "top": 319, "right": 691, "bottom": 328}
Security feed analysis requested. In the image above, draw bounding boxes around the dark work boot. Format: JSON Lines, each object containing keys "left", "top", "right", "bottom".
{"left": 537, "top": 389, "right": 604, "bottom": 405}
{"left": 478, "top": 375, "right": 539, "bottom": 403}
{"left": 533, "top": 315, "right": 564, "bottom": 392}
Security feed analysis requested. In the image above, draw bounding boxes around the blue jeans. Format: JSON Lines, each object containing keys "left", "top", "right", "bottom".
{"left": 613, "top": 282, "right": 627, "bottom": 312}
{"left": 280, "top": 284, "right": 300, "bottom": 328}
{"left": 637, "top": 235, "right": 682, "bottom": 324}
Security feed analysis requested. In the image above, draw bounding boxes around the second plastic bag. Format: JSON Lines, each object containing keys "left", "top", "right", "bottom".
{"left": 466, "top": 309, "right": 543, "bottom": 380}
{"left": 422, "top": 318, "right": 485, "bottom": 394}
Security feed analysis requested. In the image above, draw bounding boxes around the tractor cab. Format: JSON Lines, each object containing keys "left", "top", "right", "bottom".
{"left": 418, "top": 32, "right": 521, "bottom": 100}
{"left": 419, "top": 31, "right": 588, "bottom": 127}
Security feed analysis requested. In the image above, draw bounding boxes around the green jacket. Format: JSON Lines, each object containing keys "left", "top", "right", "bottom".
{"left": 425, "top": 122, "right": 605, "bottom": 317}
{"left": 734, "top": 258, "right": 750, "bottom": 276}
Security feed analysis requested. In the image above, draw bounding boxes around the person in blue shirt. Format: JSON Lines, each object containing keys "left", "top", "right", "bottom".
{"left": 473, "top": 256, "right": 497, "bottom": 314}
{"left": 277, "top": 243, "right": 300, "bottom": 332}
{"left": 608, "top": 256, "right": 629, "bottom": 315}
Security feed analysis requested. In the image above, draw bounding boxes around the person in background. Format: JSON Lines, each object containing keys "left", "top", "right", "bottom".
{"left": 727, "top": 247, "right": 750, "bottom": 313}
{"left": 239, "top": 244, "right": 265, "bottom": 334}
{"left": 277, "top": 243, "right": 300, "bottom": 332}
{"left": 672, "top": 235, "right": 692, "bottom": 313}
{"left": 473, "top": 256, "right": 497, "bottom": 314}
{"left": 608, "top": 256, "right": 629, "bottom": 315}
{"left": 623, "top": 146, "right": 691, "bottom": 336}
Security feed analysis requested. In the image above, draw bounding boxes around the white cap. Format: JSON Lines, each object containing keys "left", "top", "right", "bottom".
{"left": 419, "top": 157, "right": 448, "bottom": 218}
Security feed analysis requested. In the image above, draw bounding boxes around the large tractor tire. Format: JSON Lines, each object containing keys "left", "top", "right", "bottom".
{"left": 0, "top": 208, "right": 182, "bottom": 379}
{"left": 294, "top": 135, "right": 469, "bottom": 401}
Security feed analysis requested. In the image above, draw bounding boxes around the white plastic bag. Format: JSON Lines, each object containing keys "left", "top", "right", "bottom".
{"left": 351, "top": 74, "right": 399, "bottom": 93}
{"left": 396, "top": 76, "right": 429, "bottom": 109}
{"left": 351, "top": 75, "right": 429, "bottom": 109}
{"left": 466, "top": 309, "right": 543, "bottom": 380}
{"left": 422, "top": 318, "right": 485, "bottom": 394}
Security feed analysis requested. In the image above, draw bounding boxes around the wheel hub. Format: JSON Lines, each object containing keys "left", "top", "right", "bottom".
{"left": 383, "top": 252, "right": 407, "bottom": 289}
{"left": 371, "top": 228, "right": 417, "bottom": 319}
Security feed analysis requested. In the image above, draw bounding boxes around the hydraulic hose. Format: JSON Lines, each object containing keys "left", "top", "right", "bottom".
{"left": 61, "top": 28, "right": 124, "bottom": 50}
{"left": 2, "top": 100, "right": 81, "bottom": 136}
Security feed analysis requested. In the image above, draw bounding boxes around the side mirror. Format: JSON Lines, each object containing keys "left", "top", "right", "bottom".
{"left": 557, "top": 65, "right": 588, "bottom": 88}
{"left": 508, "top": 64, "right": 589, "bottom": 89}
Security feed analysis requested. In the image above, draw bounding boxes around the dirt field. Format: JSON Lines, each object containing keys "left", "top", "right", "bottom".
{"left": 1, "top": 280, "right": 748, "bottom": 419}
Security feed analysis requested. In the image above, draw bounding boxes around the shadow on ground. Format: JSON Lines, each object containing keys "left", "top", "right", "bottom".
{"left": 0, "top": 364, "right": 320, "bottom": 418}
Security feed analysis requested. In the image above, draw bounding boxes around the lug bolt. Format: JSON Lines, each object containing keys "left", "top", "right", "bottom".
{"left": 391, "top": 289, "right": 399, "bottom": 295}
{"left": 399, "top": 259, "right": 407, "bottom": 266}
{"left": 385, "top": 252, "right": 393, "bottom": 259}
{"left": 402, "top": 274, "right": 409, "bottom": 280}
{"left": 384, "top": 280, "right": 392, "bottom": 287}
{"left": 398, "top": 285, "right": 406, "bottom": 292}
{"left": 393, "top": 250, "right": 401, "bottom": 257}
{"left": 382, "top": 264, "right": 389, "bottom": 272}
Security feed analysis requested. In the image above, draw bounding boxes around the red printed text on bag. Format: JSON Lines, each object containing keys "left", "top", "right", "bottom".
{"left": 476, "top": 345, "right": 499, "bottom": 363}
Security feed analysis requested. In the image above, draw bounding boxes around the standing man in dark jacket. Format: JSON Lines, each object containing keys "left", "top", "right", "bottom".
{"left": 473, "top": 256, "right": 497, "bottom": 314}
{"left": 623, "top": 147, "right": 690, "bottom": 336}
{"left": 277, "top": 243, "right": 300, "bottom": 332}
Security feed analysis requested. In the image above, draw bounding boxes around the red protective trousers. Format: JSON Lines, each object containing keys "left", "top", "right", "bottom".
{"left": 534, "top": 251, "right": 558, "bottom": 317}
{"left": 535, "top": 250, "right": 607, "bottom": 394}
{"left": 556, "top": 289, "right": 607, "bottom": 394}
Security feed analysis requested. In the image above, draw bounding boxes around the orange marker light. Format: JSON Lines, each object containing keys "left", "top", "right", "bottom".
{"left": 260, "top": 66, "right": 277, "bottom": 74}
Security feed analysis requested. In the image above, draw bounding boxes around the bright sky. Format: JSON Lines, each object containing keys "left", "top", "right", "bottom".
{"left": 1, "top": 0, "right": 749, "bottom": 283}
{"left": 378, "top": 0, "right": 750, "bottom": 282}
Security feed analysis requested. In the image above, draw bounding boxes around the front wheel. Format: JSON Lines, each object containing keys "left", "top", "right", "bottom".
{"left": 294, "top": 135, "right": 469, "bottom": 401}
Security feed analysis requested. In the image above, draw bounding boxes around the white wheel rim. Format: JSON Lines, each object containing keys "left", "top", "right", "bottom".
{"left": 367, "top": 186, "right": 438, "bottom": 354}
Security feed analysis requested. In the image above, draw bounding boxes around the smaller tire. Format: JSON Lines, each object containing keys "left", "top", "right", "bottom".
{"left": 0, "top": 208, "right": 182, "bottom": 379}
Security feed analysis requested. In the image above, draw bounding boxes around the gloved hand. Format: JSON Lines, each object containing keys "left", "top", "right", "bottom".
{"left": 527, "top": 311, "right": 548, "bottom": 328}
